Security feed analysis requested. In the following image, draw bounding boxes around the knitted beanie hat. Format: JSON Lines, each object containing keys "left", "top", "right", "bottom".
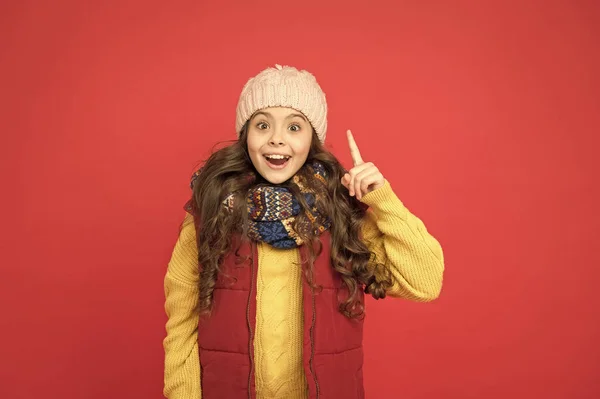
{"left": 235, "top": 64, "right": 328, "bottom": 143}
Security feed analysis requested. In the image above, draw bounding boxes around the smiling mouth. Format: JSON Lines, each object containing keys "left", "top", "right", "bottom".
{"left": 264, "top": 154, "right": 291, "bottom": 168}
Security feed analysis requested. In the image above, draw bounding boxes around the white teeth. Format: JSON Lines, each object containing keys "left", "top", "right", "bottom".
{"left": 265, "top": 154, "right": 290, "bottom": 160}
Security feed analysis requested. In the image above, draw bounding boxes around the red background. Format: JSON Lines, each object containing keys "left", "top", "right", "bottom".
{"left": 2, "top": 1, "right": 599, "bottom": 398}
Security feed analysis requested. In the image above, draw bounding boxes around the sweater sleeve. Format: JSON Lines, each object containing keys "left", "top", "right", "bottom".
{"left": 360, "top": 180, "right": 444, "bottom": 301}
{"left": 163, "top": 213, "right": 202, "bottom": 398}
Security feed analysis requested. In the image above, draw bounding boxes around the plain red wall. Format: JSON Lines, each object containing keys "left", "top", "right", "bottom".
{"left": 2, "top": 1, "right": 599, "bottom": 398}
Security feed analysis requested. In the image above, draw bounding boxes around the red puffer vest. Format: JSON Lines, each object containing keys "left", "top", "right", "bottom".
{"left": 196, "top": 231, "right": 365, "bottom": 398}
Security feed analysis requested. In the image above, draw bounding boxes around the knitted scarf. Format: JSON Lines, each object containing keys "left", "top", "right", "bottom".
{"left": 226, "top": 162, "right": 331, "bottom": 249}
{"left": 187, "top": 162, "right": 331, "bottom": 248}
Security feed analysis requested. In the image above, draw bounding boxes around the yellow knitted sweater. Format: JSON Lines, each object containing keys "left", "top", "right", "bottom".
{"left": 163, "top": 180, "right": 444, "bottom": 398}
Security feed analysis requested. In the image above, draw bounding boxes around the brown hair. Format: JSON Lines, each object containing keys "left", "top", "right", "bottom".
{"left": 189, "top": 123, "right": 393, "bottom": 318}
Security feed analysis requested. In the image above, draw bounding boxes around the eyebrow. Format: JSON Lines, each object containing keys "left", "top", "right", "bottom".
{"left": 252, "top": 111, "right": 308, "bottom": 122}
{"left": 288, "top": 113, "right": 308, "bottom": 122}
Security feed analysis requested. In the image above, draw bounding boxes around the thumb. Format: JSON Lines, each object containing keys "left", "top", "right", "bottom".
{"left": 341, "top": 173, "right": 350, "bottom": 189}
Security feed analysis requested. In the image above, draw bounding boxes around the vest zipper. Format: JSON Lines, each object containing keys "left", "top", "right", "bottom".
{"left": 246, "top": 241, "right": 256, "bottom": 399}
{"left": 308, "top": 258, "right": 320, "bottom": 398}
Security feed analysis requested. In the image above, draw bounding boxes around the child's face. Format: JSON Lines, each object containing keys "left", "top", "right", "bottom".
{"left": 246, "top": 107, "right": 313, "bottom": 184}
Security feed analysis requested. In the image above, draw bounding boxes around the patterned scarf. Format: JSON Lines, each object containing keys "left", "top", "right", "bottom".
{"left": 225, "top": 162, "right": 331, "bottom": 249}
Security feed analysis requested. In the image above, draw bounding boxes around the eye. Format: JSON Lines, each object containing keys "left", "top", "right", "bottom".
{"left": 289, "top": 124, "right": 301, "bottom": 132}
{"left": 256, "top": 122, "right": 269, "bottom": 130}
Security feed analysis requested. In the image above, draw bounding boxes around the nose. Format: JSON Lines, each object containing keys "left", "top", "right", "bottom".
{"left": 268, "top": 128, "right": 285, "bottom": 146}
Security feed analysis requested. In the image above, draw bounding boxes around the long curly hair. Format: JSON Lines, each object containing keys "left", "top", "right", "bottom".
{"left": 188, "top": 123, "right": 393, "bottom": 318}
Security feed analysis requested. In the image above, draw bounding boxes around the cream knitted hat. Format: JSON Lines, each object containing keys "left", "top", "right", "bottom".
{"left": 235, "top": 64, "right": 328, "bottom": 143}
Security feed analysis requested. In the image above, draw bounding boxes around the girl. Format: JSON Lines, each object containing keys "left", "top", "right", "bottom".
{"left": 163, "top": 64, "right": 444, "bottom": 399}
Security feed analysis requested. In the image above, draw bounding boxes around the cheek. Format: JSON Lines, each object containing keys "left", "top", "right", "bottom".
{"left": 292, "top": 135, "right": 312, "bottom": 158}
{"left": 246, "top": 133, "right": 263, "bottom": 155}
{"left": 246, "top": 139, "right": 262, "bottom": 169}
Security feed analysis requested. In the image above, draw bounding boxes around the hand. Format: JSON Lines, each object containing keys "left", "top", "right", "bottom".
{"left": 341, "top": 130, "right": 385, "bottom": 201}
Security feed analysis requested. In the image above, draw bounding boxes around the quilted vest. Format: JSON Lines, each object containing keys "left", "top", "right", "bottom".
{"left": 196, "top": 231, "right": 365, "bottom": 398}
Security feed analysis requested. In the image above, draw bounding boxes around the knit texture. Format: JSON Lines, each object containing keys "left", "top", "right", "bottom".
{"left": 254, "top": 242, "right": 307, "bottom": 398}
{"left": 163, "top": 180, "right": 445, "bottom": 398}
{"left": 187, "top": 162, "right": 330, "bottom": 248}
{"left": 235, "top": 64, "right": 328, "bottom": 143}
{"left": 163, "top": 218, "right": 201, "bottom": 398}
{"left": 238, "top": 162, "right": 330, "bottom": 248}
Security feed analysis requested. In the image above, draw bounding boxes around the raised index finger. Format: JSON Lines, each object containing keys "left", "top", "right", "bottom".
{"left": 347, "top": 129, "right": 364, "bottom": 166}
